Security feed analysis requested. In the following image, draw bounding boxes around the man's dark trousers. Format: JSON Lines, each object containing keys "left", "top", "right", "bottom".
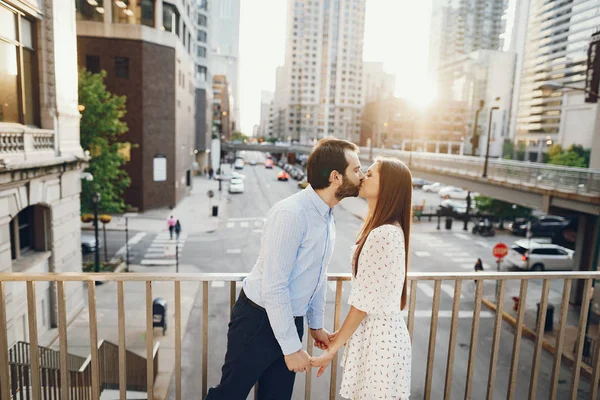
{"left": 205, "top": 291, "right": 304, "bottom": 400}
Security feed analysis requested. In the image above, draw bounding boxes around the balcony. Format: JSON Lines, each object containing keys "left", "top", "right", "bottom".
{"left": 0, "top": 271, "right": 599, "bottom": 399}
{"left": 0, "top": 126, "right": 56, "bottom": 166}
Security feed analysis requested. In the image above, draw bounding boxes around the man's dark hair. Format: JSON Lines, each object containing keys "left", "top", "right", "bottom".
{"left": 306, "top": 138, "right": 359, "bottom": 190}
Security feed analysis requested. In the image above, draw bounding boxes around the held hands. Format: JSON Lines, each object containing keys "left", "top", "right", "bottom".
{"left": 309, "top": 328, "right": 339, "bottom": 377}
{"left": 309, "top": 350, "right": 335, "bottom": 377}
{"left": 284, "top": 349, "right": 310, "bottom": 373}
{"left": 310, "top": 328, "right": 335, "bottom": 350}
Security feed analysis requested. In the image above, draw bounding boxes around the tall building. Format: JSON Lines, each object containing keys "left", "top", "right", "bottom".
{"left": 209, "top": 0, "right": 241, "bottom": 131}
{"left": 433, "top": 0, "right": 509, "bottom": 99}
{"left": 259, "top": 91, "right": 274, "bottom": 137}
{"left": 76, "top": 0, "right": 197, "bottom": 210}
{"left": 1, "top": 0, "right": 85, "bottom": 344}
{"left": 195, "top": 0, "right": 213, "bottom": 175}
{"left": 514, "top": 0, "right": 600, "bottom": 162}
{"left": 280, "top": 0, "right": 367, "bottom": 144}
{"left": 362, "top": 62, "right": 396, "bottom": 105}
{"left": 212, "top": 75, "right": 232, "bottom": 141}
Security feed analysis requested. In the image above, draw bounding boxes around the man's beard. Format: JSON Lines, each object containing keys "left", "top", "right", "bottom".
{"left": 335, "top": 175, "right": 361, "bottom": 199}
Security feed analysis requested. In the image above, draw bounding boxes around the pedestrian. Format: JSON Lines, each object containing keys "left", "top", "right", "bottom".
{"left": 474, "top": 258, "right": 484, "bottom": 285}
{"left": 205, "top": 138, "right": 365, "bottom": 400}
{"left": 209, "top": 167, "right": 214, "bottom": 180}
{"left": 175, "top": 220, "right": 182, "bottom": 240}
{"left": 167, "top": 215, "right": 176, "bottom": 239}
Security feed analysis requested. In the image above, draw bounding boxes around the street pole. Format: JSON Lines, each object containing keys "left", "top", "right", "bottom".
{"left": 496, "top": 258, "right": 501, "bottom": 304}
{"left": 482, "top": 106, "right": 500, "bottom": 178}
{"left": 125, "top": 217, "right": 129, "bottom": 272}
{"left": 103, "top": 223, "right": 108, "bottom": 262}
{"left": 93, "top": 193, "right": 100, "bottom": 274}
{"left": 464, "top": 192, "right": 471, "bottom": 231}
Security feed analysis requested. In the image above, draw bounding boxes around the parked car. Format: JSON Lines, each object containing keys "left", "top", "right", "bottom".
{"left": 412, "top": 178, "right": 432, "bottom": 188}
{"left": 228, "top": 177, "right": 245, "bottom": 193}
{"left": 439, "top": 187, "right": 471, "bottom": 200}
{"left": 505, "top": 240, "right": 574, "bottom": 271}
{"left": 249, "top": 160, "right": 257, "bottom": 166}
{"left": 81, "top": 234, "right": 100, "bottom": 254}
{"left": 298, "top": 179, "right": 309, "bottom": 189}
{"left": 291, "top": 167, "right": 305, "bottom": 181}
{"left": 422, "top": 182, "right": 445, "bottom": 193}
{"left": 278, "top": 171, "right": 290, "bottom": 181}
{"left": 234, "top": 158, "right": 245, "bottom": 170}
{"left": 508, "top": 215, "right": 569, "bottom": 237}
{"left": 264, "top": 159, "right": 274, "bottom": 169}
{"left": 438, "top": 199, "right": 467, "bottom": 216}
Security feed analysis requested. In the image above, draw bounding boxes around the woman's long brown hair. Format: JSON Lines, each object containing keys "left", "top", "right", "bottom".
{"left": 353, "top": 157, "right": 412, "bottom": 310}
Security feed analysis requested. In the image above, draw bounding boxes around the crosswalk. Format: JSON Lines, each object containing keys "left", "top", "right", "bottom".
{"left": 140, "top": 232, "right": 188, "bottom": 266}
{"left": 225, "top": 217, "right": 265, "bottom": 231}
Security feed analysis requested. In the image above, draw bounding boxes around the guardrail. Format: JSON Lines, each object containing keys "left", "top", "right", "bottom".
{"left": 0, "top": 272, "right": 599, "bottom": 400}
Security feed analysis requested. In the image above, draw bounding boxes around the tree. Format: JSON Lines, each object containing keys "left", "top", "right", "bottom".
{"left": 474, "top": 195, "right": 532, "bottom": 219}
{"left": 547, "top": 144, "right": 590, "bottom": 168}
{"left": 231, "top": 131, "right": 248, "bottom": 142}
{"left": 503, "top": 139, "right": 514, "bottom": 160}
{"left": 516, "top": 141, "right": 526, "bottom": 161}
{"left": 79, "top": 68, "right": 131, "bottom": 213}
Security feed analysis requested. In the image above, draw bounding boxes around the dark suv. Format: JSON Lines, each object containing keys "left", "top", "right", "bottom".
{"left": 508, "top": 215, "right": 569, "bottom": 237}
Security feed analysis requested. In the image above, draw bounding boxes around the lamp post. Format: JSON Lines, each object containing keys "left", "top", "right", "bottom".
{"left": 471, "top": 100, "right": 485, "bottom": 156}
{"left": 92, "top": 192, "right": 101, "bottom": 274}
{"left": 483, "top": 97, "right": 501, "bottom": 178}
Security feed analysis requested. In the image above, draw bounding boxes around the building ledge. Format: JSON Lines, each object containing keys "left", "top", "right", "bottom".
{"left": 11, "top": 251, "right": 51, "bottom": 273}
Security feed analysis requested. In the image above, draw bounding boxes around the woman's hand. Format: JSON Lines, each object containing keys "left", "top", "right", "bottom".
{"left": 310, "top": 350, "right": 336, "bottom": 377}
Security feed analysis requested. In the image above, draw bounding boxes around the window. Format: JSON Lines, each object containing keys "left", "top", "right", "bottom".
{"left": 112, "top": 0, "right": 154, "bottom": 27}
{"left": 197, "top": 45, "right": 206, "bottom": 58}
{"left": 86, "top": 55, "right": 101, "bottom": 74}
{"left": 163, "top": 2, "right": 180, "bottom": 35}
{"left": 115, "top": 57, "right": 129, "bottom": 78}
{"left": 9, "top": 205, "right": 48, "bottom": 260}
{"left": 199, "top": 0, "right": 207, "bottom": 10}
{"left": 0, "top": 7, "right": 39, "bottom": 126}
{"left": 76, "top": 0, "right": 104, "bottom": 21}
{"left": 197, "top": 29, "right": 207, "bottom": 42}
{"left": 197, "top": 65, "right": 207, "bottom": 82}
{"left": 198, "top": 14, "right": 207, "bottom": 26}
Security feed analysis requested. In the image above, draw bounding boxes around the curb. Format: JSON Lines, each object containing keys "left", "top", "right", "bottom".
{"left": 480, "top": 298, "right": 593, "bottom": 380}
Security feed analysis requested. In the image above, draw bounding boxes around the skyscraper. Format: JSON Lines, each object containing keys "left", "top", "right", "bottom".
{"left": 278, "top": 0, "right": 366, "bottom": 144}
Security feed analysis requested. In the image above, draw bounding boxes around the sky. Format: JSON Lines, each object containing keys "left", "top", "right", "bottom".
{"left": 238, "top": 0, "right": 434, "bottom": 135}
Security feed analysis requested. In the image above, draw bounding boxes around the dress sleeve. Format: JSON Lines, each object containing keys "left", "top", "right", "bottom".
{"left": 348, "top": 226, "right": 405, "bottom": 314}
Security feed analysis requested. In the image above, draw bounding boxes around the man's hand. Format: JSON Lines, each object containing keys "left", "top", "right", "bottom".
{"left": 284, "top": 349, "right": 310, "bottom": 373}
{"left": 310, "top": 328, "right": 334, "bottom": 350}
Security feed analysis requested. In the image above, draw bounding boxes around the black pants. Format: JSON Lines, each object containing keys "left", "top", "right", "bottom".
{"left": 205, "top": 292, "right": 304, "bottom": 400}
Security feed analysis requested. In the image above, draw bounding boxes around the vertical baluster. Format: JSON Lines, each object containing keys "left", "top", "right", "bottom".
{"left": 529, "top": 279, "right": 551, "bottom": 399}
{"left": 443, "top": 279, "right": 461, "bottom": 399}
{"left": 464, "top": 279, "right": 483, "bottom": 399}
{"left": 329, "top": 280, "right": 343, "bottom": 400}
{"left": 486, "top": 279, "right": 506, "bottom": 398}
{"left": 57, "top": 282, "right": 70, "bottom": 400}
{"left": 551, "top": 279, "right": 572, "bottom": 399}
{"left": 88, "top": 282, "right": 100, "bottom": 400}
{"left": 175, "top": 281, "right": 182, "bottom": 400}
{"left": 407, "top": 279, "right": 417, "bottom": 340}
{"left": 145, "top": 281, "right": 154, "bottom": 398}
{"left": 202, "top": 281, "right": 209, "bottom": 398}
{"left": 569, "top": 279, "right": 594, "bottom": 399}
{"left": 117, "top": 281, "right": 127, "bottom": 400}
{"left": 0, "top": 282, "right": 10, "bottom": 400}
{"left": 507, "top": 279, "right": 528, "bottom": 400}
{"left": 425, "top": 280, "right": 441, "bottom": 399}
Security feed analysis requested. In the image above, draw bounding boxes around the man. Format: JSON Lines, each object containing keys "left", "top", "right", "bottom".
{"left": 206, "top": 138, "right": 364, "bottom": 400}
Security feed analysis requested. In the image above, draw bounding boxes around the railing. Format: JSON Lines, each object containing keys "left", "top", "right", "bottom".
{"left": 0, "top": 272, "right": 600, "bottom": 400}
{"left": 0, "top": 127, "right": 55, "bottom": 163}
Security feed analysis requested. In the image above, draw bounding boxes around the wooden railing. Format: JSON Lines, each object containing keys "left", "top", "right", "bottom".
{"left": 1, "top": 272, "right": 600, "bottom": 400}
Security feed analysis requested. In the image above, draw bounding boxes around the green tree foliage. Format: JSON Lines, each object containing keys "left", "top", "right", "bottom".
{"left": 231, "top": 131, "right": 248, "bottom": 142}
{"left": 79, "top": 69, "right": 131, "bottom": 213}
{"left": 474, "top": 195, "right": 532, "bottom": 218}
{"left": 503, "top": 139, "right": 514, "bottom": 160}
{"left": 547, "top": 144, "right": 590, "bottom": 168}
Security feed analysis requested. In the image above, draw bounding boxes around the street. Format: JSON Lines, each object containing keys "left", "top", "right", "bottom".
{"left": 148, "top": 153, "right": 591, "bottom": 399}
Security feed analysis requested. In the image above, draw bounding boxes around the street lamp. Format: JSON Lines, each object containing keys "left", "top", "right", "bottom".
{"left": 483, "top": 97, "right": 501, "bottom": 178}
{"left": 464, "top": 99, "right": 485, "bottom": 231}
{"left": 92, "top": 192, "right": 101, "bottom": 274}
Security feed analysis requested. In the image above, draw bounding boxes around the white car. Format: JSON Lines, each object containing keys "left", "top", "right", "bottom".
{"left": 439, "top": 187, "right": 469, "bottom": 200}
{"left": 505, "top": 240, "right": 574, "bottom": 271}
{"left": 228, "top": 177, "right": 245, "bottom": 193}
{"left": 234, "top": 159, "right": 245, "bottom": 170}
{"left": 422, "top": 182, "right": 445, "bottom": 193}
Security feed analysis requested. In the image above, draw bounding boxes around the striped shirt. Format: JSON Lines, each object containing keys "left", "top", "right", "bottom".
{"left": 243, "top": 185, "right": 335, "bottom": 355}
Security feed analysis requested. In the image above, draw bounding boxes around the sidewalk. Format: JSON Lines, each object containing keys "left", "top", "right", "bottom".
{"left": 82, "top": 174, "right": 229, "bottom": 234}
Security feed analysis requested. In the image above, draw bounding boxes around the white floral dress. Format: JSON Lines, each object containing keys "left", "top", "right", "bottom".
{"left": 340, "top": 225, "right": 411, "bottom": 400}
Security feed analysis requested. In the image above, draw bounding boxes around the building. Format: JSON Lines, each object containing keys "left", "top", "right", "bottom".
{"left": 362, "top": 62, "right": 396, "bottom": 105}
{"left": 514, "top": 0, "right": 600, "bottom": 163}
{"left": 271, "top": 66, "right": 289, "bottom": 140}
{"left": 278, "top": 0, "right": 367, "bottom": 144}
{"left": 76, "top": 0, "right": 196, "bottom": 211}
{"left": 360, "top": 97, "right": 467, "bottom": 154}
{"left": 212, "top": 75, "right": 232, "bottom": 141}
{"left": 1, "top": 0, "right": 85, "bottom": 344}
{"left": 194, "top": 0, "right": 213, "bottom": 175}
{"left": 259, "top": 91, "right": 274, "bottom": 137}
{"left": 209, "top": 0, "right": 241, "bottom": 130}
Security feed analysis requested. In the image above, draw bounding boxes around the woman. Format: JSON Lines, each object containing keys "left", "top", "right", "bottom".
{"left": 175, "top": 220, "right": 182, "bottom": 240}
{"left": 310, "top": 157, "right": 412, "bottom": 399}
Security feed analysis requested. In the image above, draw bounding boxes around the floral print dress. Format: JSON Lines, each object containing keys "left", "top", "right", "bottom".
{"left": 340, "top": 225, "right": 411, "bottom": 399}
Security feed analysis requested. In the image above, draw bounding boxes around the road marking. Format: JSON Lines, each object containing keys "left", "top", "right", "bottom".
{"left": 226, "top": 222, "right": 235, "bottom": 228}
{"left": 240, "top": 222, "right": 249, "bottom": 228}
{"left": 460, "top": 264, "right": 475, "bottom": 270}
{"left": 476, "top": 240, "right": 491, "bottom": 248}
{"left": 444, "top": 251, "right": 470, "bottom": 257}
{"left": 453, "top": 233, "right": 471, "bottom": 240}
{"left": 452, "top": 257, "right": 477, "bottom": 263}
{"left": 440, "top": 283, "right": 463, "bottom": 299}
{"left": 417, "top": 283, "right": 435, "bottom": 298}
{"left": 211, "top": 281, "right": 225, "bottom": 288}
{"left": 415, "top": 251, "right": 431, "bottom": 257}
{"left": 227, "top": 217, "right": 266, "bottom": 222}
{"left": 226, "top": 249, "right": 242, "bottom": 254}
{"left": 254, "top": 221, "right": 263, "bottom": 227}
{"left": 140, "top": 259, "right": 176, "bottom": 266}
{"left": 115, "top": 232, "right": 146, "bottom": 256}
{"left": 252, "top": 229, "right": 263, "bottom": 234}
{"left": 426, "top": 243, "right": 453, "bottom": 248}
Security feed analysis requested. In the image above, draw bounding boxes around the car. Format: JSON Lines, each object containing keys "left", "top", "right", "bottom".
{"left": 249, "top": 160, "right": 257, "bottom": 166}
{"left": 438, "top": 199, "right": 468, "bottom": 216}
{"left": 278, "top": 171, "right": 290, "bottom": 181}
{"left": 508, "top": 215, "right": 569, "bottom": 237}
{"left": 228, "top": 177, "right": 245, "bottom": 193}
{"left": 439, "top": 187, "right": 470, "bottom": 200}
{"left": 81, "top": 234, "right": 100, "bottom": 254}
{"left": 422, "top": 182, "right": 445, "bottom": 193}
{"left": 412, "top": 178, "right": 432, "bottom": 188}
{"left": 264, "top": 159, "right": 274, "bottom": 169}
{"left": 505, "top": 240, "right": 574, "bottom": 271}
{"left": 298, "top": 179, "right": 309, "bottom": 189}
{"left": 234, "top": 158, "right": 245, "bottom": 170}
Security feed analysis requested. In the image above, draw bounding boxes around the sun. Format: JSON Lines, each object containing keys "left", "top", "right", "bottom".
{"left": 395, "top": 78, "right": 438, "bottom": 108}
